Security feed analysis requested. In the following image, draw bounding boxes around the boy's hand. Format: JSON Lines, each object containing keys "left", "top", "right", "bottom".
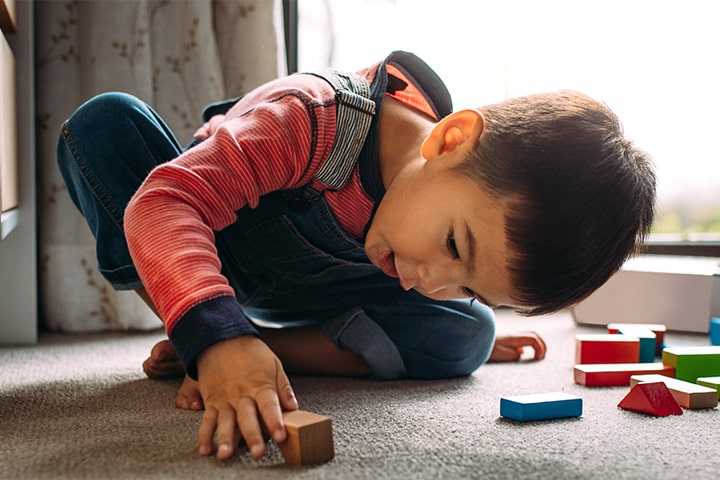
{"left": 195, "top": 336, "right": 299, "bottom": 460}
{"left": 489, "top": 332, "right": 547, "bottom": 362}
{"left": 192, "top": 114, "right": 226, "bottom": 142}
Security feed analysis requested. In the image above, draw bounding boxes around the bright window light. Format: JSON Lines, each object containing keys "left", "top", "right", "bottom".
{"left": 298, "top": 0, "right": 720, "bottom": 236}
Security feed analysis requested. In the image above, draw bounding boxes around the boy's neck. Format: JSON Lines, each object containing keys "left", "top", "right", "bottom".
{"left": 377, "top": 96, "right": 436, "bottom": 190}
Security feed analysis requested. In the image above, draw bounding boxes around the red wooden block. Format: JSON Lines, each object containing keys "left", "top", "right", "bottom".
{"left": 618, "top": 382, "right": 683, "bottom": 416}
{"left": 574, "top": 363, "right": 675, "bottom": 386}
{"left": 575, "top": 334, "right": 640, "bottom": 364}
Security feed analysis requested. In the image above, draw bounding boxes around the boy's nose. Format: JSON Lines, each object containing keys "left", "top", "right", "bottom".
{"left": 417, "top": 263, "right": 456, "bottom": 295}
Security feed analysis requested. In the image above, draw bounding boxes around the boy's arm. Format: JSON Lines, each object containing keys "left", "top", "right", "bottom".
{"left": 124, "top": 84, "right": 337, "bottom": 459}
{"left": 124, "top": 92, "right": 335, "bottom": 373}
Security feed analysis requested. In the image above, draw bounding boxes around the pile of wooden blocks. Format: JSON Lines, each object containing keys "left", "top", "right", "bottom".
{"left": 574, "top": 321, "right": 720, "bottom": 416}
{"left": 500, "top": 318, "right": 720, "bottom": 421}
{"left": 285, "top": 319, "right": 720, "bottom": 451}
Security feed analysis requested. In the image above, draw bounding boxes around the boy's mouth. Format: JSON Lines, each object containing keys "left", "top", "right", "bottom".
{"left": 377, "top": 250, "right": 399, "bottom": 279}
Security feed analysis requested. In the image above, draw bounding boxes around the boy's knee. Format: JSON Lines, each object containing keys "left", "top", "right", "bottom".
{"left": 460, "top": 312, "right": 496, "bottom": 374}
{"left": 426, "top": 304, "right": 496, "bottom": 378}
{"left": 65, "top": 92, "right": 142, "bottom": 134}
{"left": 393, "top": 301, "right": 496, "bottom": 379}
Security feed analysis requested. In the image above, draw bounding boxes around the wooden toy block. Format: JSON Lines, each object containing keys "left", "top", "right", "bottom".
{"left": 630, "top": 374, "right": 718, "bottom": 409}
{"left": 574, "top": 362, "right": 675, "bottom": 387}
{"left": 613, "top": 327, "right": 656, "bottom": 362}
{"left": 278, "top": 410, "right": 334, "bottom": 466}
{"left": 697, "top": 376, "right": 720, "bottom": 399}
{"left": 618, "top": 382, "right": 683, "bottom": 416}
{"left": 662, "top": 346, "right": 720, "bottom": 382}
{"left": 575, "top": 334, "right": 640, "bottom": 364}
{"left": 500, "top": 392, "right": 582, "bottom": 422}
{"left": 608, "top": 323, "right": 666, "bottom": 356}
{"left": 711, "top": 318, "right": 720, "bottom": 346}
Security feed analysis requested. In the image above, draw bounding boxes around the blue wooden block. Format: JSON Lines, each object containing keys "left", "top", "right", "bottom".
{"left": 500, "top": 392, "right": 583, "bottom": 422}
{"left": 710, "top": 318, "right": 720, "bottom": 346}
{"left": 617, "top": 327, "right": 656, "bottom": 362}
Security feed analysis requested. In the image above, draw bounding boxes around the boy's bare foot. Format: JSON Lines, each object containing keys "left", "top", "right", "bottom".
{"left": 175, "top": 375, "right": 204, "bottom": 411}
{"left": 142, "top": 341, "right": 203, "bottom": 410}
{"left": 143, "top": 339, "right": 186, "bottom": 379}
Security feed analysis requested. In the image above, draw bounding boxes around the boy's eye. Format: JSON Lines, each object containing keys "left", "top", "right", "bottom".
{"left": 447, "top": 232, "right": 476, "bottom": 300}
{"left": 446, "top": 232, "right": 459, "bottom": 259}
{"left": 462, "top": 286, "right": 477, "bottom": 301}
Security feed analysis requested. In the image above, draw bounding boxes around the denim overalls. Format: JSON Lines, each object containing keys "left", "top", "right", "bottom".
{"left": 57, "top": 63, "right": 496, "bottom": 380}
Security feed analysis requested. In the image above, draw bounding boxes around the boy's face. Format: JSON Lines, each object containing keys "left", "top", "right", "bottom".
{"left": 364, "top": 154, "right": 518, "bottom": 310}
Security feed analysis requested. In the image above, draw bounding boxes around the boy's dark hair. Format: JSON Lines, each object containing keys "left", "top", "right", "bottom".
{"left": 456, "top": 90, "right": 656, "bottom": 316}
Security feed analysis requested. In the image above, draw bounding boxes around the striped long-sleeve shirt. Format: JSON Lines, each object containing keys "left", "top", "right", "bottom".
{"left": 123, "top": 53, "right": 450, "bottom": 375}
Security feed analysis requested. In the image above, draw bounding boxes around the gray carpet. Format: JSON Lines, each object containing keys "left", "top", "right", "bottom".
{"left": 1, "top": 309, "right": 718, "bottom": 480}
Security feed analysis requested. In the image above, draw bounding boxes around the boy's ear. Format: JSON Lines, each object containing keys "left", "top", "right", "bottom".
{"left": 421, "top": 109, "right": 485, "bottom": 160}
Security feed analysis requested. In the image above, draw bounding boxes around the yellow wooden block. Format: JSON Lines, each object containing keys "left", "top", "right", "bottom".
{"left": 662, "top": 346, "right": 720, "bottom": 382}
{"left": 278, "top": 410, "right": 334, "bottom": 466}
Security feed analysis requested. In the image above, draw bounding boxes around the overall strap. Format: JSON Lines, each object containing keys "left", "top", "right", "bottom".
{"left": 308, "top": 70, "right": 376, "bottom": 190}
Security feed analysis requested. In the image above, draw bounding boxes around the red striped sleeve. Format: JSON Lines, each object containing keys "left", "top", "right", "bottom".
{"left": 124, "top": 86, "right": 337, "bottom": 333}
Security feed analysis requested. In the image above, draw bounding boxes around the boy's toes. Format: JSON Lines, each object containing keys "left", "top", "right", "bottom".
{"left": 142, "top": 355, "right": 185, "bottom": 379}
{"left": 142, "top": 340, "right": 185, "bottom": 379}
{"left": 150, "top": 339, "right": 179, "bottom": 363}
{"left": 175, "top": 376, "right": 203, "bottom": 411}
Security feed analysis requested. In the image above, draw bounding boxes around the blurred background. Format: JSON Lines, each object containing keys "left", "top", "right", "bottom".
{"left": 296, "top": 0, "right": 720, "bottom": 240}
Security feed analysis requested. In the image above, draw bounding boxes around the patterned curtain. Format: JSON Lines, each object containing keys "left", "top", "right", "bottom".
{"left": 35, "top": 0, "right": 286, "bottom": 331}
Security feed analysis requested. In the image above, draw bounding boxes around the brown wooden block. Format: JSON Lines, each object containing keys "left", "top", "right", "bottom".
{"left": 278, "top": 410, "right": 334, "bottom": 466}
{"left": 697, "top": 376, "right": 720, "bottom": 399}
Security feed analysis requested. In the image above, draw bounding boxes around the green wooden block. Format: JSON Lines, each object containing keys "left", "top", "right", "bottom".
{"left": 697, "top": 376, "right": 720, "bottom": 399}
{"left": 662, "top": 346, "right": 720, "bottom": 382}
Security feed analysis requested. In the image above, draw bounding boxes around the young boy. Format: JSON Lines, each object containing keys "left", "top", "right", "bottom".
{"left": 57, "top": 51, "right": 655, "bottom": 461}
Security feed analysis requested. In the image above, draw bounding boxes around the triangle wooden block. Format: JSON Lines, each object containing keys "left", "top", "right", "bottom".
{"left": 618, "top": 382, "right": 683, "bottom": 416}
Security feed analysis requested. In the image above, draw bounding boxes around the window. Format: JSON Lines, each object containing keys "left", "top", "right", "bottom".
{"left": 1, "top": 0, "right": 18, "bottom": 239}
{"left": 296, "top": 0, "right": 720, "bottom": 253}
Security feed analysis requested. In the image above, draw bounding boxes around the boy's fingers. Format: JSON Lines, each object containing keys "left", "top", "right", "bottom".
{"left": 498, "top": 332, "right": 547, "bottom": 360}
{"left": 255, "top": 386, "right": 287, "bottom": 445}
{"left": 235, "top": 399, "right": 267, "bottom": 460}
{"left": 215, "top": 404, "right": 242, "bottom": 460}
{"left": 277, "top": 370, "right": 299, "bottom": 412}
{"left": 198, "top": 406, "right": 218, "bottom": 456}
{"left": 488, "top": 331, "right": 549, "bottom": 362}
{"left": 192, "top": 124, "right": 209, "bottom": 140}
{"left": 519, "top": 333, "right": 547, "bottom": 359}
{"left": 490, "top": 344, "right": 523, "bottom": 362}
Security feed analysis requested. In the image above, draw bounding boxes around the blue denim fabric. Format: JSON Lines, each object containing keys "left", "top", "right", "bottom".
{"left": 57, "top": 92, "right": 183, "bottom": 289}
{"left": 57, "top": 91, "right": 496, "bottom": 380}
